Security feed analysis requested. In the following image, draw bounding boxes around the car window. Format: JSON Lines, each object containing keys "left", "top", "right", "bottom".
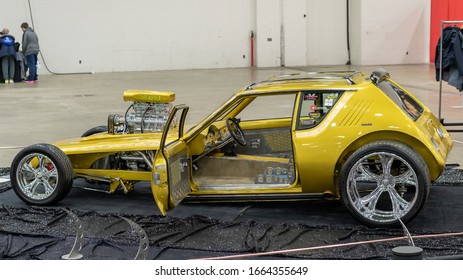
{"left": 377, "top": 80, "right": 423, "bottom": 121}
{"left": 297, "top": 91, "right": 343, "bottom": 129}
{"left": 216, "top": 98, "right": 245, "bottom": 121}
{"left": 237, "top": 93, "right": 297, "bottom": 121}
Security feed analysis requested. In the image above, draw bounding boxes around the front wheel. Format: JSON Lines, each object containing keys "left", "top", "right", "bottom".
{"left": 340, "top": 140, "right": 430, "bottom": 228}
{"left": 10, "top": 144, "right": 74, "bottom": 205}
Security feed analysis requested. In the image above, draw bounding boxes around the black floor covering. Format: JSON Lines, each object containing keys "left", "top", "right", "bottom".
{"left": 0, "top": 167, "right": 463, "bottom": 260}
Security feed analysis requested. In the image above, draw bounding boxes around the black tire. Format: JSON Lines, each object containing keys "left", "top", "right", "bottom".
{"left": 81, "top": 125, "right": 107, "bottom": 137}
{"left": 339, "top": 140, "right": 430, "bottom": 228}
{"left": 10, "top": 143, "right": 74, "bottom": 205}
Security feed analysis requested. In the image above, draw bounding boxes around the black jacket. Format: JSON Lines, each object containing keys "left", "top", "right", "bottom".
{"left": 435, "top": 26, "right": 463, "bottom": 81}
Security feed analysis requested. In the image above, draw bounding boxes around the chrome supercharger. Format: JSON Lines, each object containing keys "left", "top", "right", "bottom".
{"left": 108, "top": 90, "right": 175, "bottom": 134}
{"left": 87, "top": 90, "right": 176, "bottom": 172}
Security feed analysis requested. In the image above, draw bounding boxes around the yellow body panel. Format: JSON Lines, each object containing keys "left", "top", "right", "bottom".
{"left": 123, "top": 90, "right": 175, "bottom": 103}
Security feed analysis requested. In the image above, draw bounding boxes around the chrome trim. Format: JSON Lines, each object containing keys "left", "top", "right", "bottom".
{"left": 184, "top": 193, "right": 325, "bottom": 202}
{"left": 436, "top": 126, "right": 445, "bottom": 138}
{"left": 431, "top": 137, "right": 440, "bottom": 152}
{"left": 370, "top": 68, "right": 390, "bottom": 85}
{"left": 198, "top": 183, "right": 290, "bottom": 191}
{"left": 153, "top": 172, "right": 161, "bottom": 185}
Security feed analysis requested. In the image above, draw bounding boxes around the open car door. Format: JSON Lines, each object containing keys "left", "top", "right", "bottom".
{"left": 151, "top": 105, "right": 190, "bottom": 215}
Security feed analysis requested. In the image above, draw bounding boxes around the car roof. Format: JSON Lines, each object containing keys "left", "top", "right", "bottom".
{"left": 242, "top": 70, "right": 372, "bottom": 93}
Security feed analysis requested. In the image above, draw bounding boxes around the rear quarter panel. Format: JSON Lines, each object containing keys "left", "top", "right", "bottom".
{"left": 294, "top": 83, "right": 445, "bottom": 196}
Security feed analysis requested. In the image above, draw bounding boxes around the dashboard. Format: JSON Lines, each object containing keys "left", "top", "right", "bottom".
{"left": 192, "top": 124, "right": 233, "bottom": 161}
{"left": 204, "top": 125, "right": 232, "bottom": 150}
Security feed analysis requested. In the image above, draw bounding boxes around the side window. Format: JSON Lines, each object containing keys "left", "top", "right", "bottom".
{"left": 297, "top": 91, "right": 343, "bottom": 129}
{"left": 237, "top": 94, "right": 296, "bottom": 121}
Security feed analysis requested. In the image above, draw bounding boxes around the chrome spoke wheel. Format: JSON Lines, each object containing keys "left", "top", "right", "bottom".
{"left": 16, "top": 153, "right": 59, "bottom": 201}
{"left": 346, "top": 152, "right": 418, "bottom": 223}
{"left": 340, "top": 141, "right": 430, "bottom": 227}
{"left": 11, "top": 144, "right": 74, "bottom": 205}
{"left": 347, "top": 152, "right": 418, "bottom": 222}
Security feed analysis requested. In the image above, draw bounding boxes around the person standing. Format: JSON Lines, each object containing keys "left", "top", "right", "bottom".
{"left": 0, "top": 28, "right": 17, "bottom": 84}
{"left": 20, "top": 22, "right": 39, "bottom": 83}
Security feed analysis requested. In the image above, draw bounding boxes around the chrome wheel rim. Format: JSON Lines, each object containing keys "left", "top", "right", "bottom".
{"left": 15, "top": 153, "right": 59, "bottom": 200}
{"left": 346, "top": 151, "right": 419, "bottom": 224}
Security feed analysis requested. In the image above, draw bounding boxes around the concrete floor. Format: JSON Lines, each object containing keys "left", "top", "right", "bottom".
{"left": 0, "top": 64, "right": 462, "bottom": 168}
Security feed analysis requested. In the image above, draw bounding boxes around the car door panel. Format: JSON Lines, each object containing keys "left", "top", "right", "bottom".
{"left": 151, "top": 105, "right": 190, "bottom": 215}
{"left": 237, "top": 119, "right": 292, "bottom": 157}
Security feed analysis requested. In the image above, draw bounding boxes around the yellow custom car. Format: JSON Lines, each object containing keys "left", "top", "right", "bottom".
{"left": 10, "top": 69, "right": 453, "bottom": 227}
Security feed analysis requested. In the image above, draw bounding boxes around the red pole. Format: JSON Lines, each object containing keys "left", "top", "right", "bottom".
{"left": 250, "top": 31, "right": 254, "bottom": 67}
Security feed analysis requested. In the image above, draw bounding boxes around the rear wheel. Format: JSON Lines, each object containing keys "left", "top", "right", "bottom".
{"left": 10, "top": 144, "right": 74, "bottom": 205}
{"left": 340, "top": 140, "right": 429, "bottom": 228}
{"left": 81, "top": 125, "right": 107, "bottom": 137}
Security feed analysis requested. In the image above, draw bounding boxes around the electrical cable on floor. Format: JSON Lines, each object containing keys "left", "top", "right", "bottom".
{"left": 27, "top": 0, "right": 93, "bottom": 75}
{"left": 197, "top": 231, "right": 463, "bottom": 260}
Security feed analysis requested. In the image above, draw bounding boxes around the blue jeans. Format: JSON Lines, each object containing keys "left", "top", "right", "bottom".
{"left": 25, "top": 54, "right": 38, "bottom": 81}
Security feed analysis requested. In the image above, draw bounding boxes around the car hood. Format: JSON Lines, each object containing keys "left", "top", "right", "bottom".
{"left": 53, "top": 133, "right": 173, "bottom": 155}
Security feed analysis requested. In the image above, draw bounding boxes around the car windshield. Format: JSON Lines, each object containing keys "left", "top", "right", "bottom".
{"left": 377, "top": 80, "right": 423, "bottom": 121}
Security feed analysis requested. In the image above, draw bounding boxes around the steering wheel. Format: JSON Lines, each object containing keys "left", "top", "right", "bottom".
{"left": 226, "top": 118, "right": 246, "bottom": 146}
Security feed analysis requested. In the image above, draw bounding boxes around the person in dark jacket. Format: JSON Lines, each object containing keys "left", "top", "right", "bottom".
{"left": 0, "top": 28, "right": 17, "bottom": 84}
{"left": 20, "top": 22, "right": 40, "bottom": 83}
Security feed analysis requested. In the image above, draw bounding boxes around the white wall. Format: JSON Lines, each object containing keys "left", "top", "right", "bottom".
{"left": 256, "top": 0, "right": 349, "bottom": 67}
{"left": 282, "top": 0, "right": 308, "bottom": 67}
{"left": 306, "top": 0, "right": 349, "bottom": 65}
{"left": 1, "top": 0, "right": 430, "bottom": 74}
{"left": 4, "top": 0, "right": 256, "bottom": 73}
{"left": 256, "top": 0, "right": 282, "bottom": 67}
{"left": 349, "top": 0, "right": 431, "bottom": 65}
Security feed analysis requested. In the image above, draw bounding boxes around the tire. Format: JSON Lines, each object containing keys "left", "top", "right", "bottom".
{"left": 81, "top": 125, "right": 107, "bottom": 137}
{"left": 10, "top": 143, "right": 74, "bottom": 205}
{"left": 339, "top": 140, "right": 430, "bottom": 228}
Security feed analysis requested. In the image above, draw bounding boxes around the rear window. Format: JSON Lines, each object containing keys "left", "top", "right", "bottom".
{"left": 377, "top": 80, "right": 423, "bottom": 121}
